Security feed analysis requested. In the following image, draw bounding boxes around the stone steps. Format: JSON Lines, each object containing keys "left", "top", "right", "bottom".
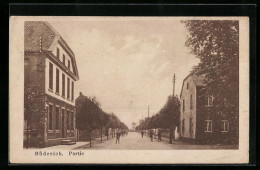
{"left": 61, "top": 139, "right": 76, "bottom": 145}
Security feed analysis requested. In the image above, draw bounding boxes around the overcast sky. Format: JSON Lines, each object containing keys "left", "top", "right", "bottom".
{"left": 49, "top": 17, "right": 199, "bottom": 128}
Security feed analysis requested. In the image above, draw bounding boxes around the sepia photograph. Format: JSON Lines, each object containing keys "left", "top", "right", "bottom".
{"left": 9, "top": 16, "right": 249, "bottom": 164}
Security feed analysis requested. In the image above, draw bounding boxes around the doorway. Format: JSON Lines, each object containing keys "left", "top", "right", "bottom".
{"left": 61, "top": 109, "right": 66, "bottom": 138}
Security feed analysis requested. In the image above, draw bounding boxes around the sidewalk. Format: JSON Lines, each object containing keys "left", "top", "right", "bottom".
{"left": 45, "top": 135, "right": 114, "bottom": 150}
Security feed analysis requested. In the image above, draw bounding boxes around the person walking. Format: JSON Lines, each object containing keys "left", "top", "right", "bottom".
{"left": 141, "top": 130, "right": 144, "bottom": 138}
{"left": 158, "top": 129, "right": 162, "bottom": 142}
{"left": 116, "top": 131, "right": 121, "bottom": 144}
{"left": 150, "top": 130, "right": 154, "bottom": 142}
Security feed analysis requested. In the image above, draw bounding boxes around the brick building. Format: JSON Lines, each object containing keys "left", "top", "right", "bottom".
{"left": 180, "top": 73, "right": 238, "bottom": 145}
{"left": 24, "top": 21, "right": 79, "bottom": 147}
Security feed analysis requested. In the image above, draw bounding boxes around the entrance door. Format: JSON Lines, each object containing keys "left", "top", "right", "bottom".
{"left": 61, "top": 109, "right": 66, "bottom": 138}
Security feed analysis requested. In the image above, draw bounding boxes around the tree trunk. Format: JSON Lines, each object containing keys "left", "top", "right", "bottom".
{"left": 89, "top": 129, "right": 92, "bottom": 147}
{"left": 26, "top": 120, "right": 29, "bottom": 149}
{"left": 169, "top": 127, "right": 173, "bottom": 144}
{"left": 100, "top": 127, "right": 103, "bottom": 142}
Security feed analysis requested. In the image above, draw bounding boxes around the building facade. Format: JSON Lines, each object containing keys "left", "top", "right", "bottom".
{"left": 132, "top": 122, "right": 136, "bottom": 131}
{"left": 180, "top": 73, "right": 237, "bottom": 144}
{"left": 24, "top": 21, "right": 79, "bottom": 147}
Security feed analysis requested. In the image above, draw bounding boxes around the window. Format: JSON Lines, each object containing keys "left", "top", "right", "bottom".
{"left": 182, "top": 119, "right": 185, "bottom": 134}
{"left": 48, "top": 105, "right": 53, "bottom": 130}
{"left": 62, "top": 74, "right": 65, "bottom": 97}
{"left": 205, "top": 95, "right": 214, "bottom": 107}
{"left": 183, "top": 99, "right": 185, "bottom": 111}
{"left": 56, "top": 68, "right": 59, "bottom": 94}
{"left": 205, "top": 120, "right": 212, "bottom": 132}
{"left": 190, "top": 94, "right": 193, "bottom": 110}
{"left": 70, "top": 112, "right": 74, "bottom": 130}
{"left": 49, "top": 62, "right": 53, "bottom": 90}
{"left": 67, "top": 111, "right": 70, "bottom": 130}
{"left": 68, "top": 60, "right": 70, "bottom": 70}
{"left": 187, "top": 83, "right": 189, "bottom": 89}
{"left": 63, "top": 55, "right": 65, "bottom": 64}
{"left": 55, "top": 106, "right": 59, "bottom": 130}
{"left": 57, "top": 48, "right": 60, "bottom": 59}
{"left": 189, "top": 118, "right": 192, "bottom": 133}
{"left": 71, "top": 81, "right": 74, "bottom": 101}
{"left": 67, "top": 78, "right": 70, "bottom": 100}
{"left": 221, "top": 120, "right": 229, "bottom": 132}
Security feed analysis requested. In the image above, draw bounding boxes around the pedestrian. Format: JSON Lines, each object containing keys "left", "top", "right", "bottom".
{"left": 150, "top": 130, "right": 153, "bottom": 142}
{"left": 141, "top": 130, "right": 144, "bottom": 138}
{"left": 116, "top": 131, "right": 121, "bottom": 144}
{"left": 158, "top": 129, "right": 161, "bottom": 142}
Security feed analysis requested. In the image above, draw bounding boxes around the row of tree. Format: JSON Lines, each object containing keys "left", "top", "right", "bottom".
{"left": 136, "top": 95, "right": 180, "bottom": 143}
{"left": 75, "top": 93, "right": 128, "bottom": 146}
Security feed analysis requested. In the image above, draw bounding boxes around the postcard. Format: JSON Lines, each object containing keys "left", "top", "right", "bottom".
{"left": 9, "top": 16, "right": 249, "bottom": 164}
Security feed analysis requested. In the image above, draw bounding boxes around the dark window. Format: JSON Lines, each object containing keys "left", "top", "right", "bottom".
{"left": 67, "top": 78, "right": 70, "bottom": 99}
{"left": 63, "top": 55, "right": 65, "bottom": 64}
{"left": 48, "top": 105, "right": 53, "bottom": 130}
{"left": 55, "top": 106, "right": 59, "bottom": 130}
{"left": 57, "top": 48, "right": 60, "bottom": 59}
{"left": 189, "top": 118, "right": 192, "bottom": 133}
{"left": 62, "top": 74, "right": 65, "bottom": 97}
{"left": 190, "top": 95, "right": 193, "bottom": 110}
{"left": 68, "top": 60, "right": 70, "bottom": 70}
{"left": 49, "top": 62, "right": 53, "bottom": 90}
{"left": 56, "top": 68, "right": 59, "bottom": 93}
{"left": 183, "top": 99, "right": 185, "bottom": 111}
{"left": 71, "top": 81, "right": 74, "bottom": 101}
{"left": 187, "top": 83, "right": 189, "bottom": 89}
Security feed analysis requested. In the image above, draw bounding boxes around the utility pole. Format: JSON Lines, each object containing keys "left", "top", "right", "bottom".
{"left": 170, "top": 74, "right": 176, "bottom": 144}
{"left": 173, "top": 74, "right": 175, "bottom": 97}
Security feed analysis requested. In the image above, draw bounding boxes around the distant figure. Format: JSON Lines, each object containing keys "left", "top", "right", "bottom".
{"left": 158, "top": 129, "right": 162, "bottom": 142}
{"left": 116, "top": 131, "right": 121, "bottom": 144}
{"left": 150, "top": 130, "right": 154, "bottom": 142}
{"left": 141, "top": 130, "right": 144, "bottom": 138}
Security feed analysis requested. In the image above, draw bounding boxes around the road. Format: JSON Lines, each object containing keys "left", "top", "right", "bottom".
{"left": 87, "top": 131, "right": 173, "bottom": 150}
{"left": 75, "top": 132, "right": 237, "bottom": 150}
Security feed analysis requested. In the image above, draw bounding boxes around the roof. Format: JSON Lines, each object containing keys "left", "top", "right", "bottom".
{"left": 180, "top": 72, "right": 206, "bottom": 98}
{"left": 24, "top": 21, "right": 79, "bottom": 80}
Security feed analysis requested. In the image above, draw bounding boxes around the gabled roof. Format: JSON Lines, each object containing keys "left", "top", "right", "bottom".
{"left": 180, "top": 72, "right": 206, "bottom": 98}
{"left": 24, "top": 21, "right": 79, "bottom": 80}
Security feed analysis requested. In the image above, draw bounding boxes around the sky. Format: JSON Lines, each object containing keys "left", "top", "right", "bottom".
{"left": 49, "top": 17, "right": 199, "bottom": 128}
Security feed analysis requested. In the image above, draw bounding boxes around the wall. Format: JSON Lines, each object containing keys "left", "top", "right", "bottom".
{"left": 45, "top": 57, "right": 75, "bottom": 106}
{"left": 180, "top": 76, "right": 197, "bottom": 139}
{"left": 195, "top": 87, "right": 238, "bottom": 145}
{"left": 52, "top": 43, "right": 73, "bottom": 73}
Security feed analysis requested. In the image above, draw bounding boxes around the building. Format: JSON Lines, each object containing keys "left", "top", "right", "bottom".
{"left": 24, "top": 21, "right": 79, "bottom": 147}
{"left": 180, "top": 73, "right": 238, "bottom": 144}
{"left": 132, "top": 122, "right": 136, "bottom": 131}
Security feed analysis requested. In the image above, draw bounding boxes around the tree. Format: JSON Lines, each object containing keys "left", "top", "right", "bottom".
{"left": 24, "top": 61, "right": 46, "bottom": 148}
{"left": 135, "top": 95, "right": 180, "bottom": 144}
{"left": 183, "top": 20, "right": 239, "bottom": 144}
